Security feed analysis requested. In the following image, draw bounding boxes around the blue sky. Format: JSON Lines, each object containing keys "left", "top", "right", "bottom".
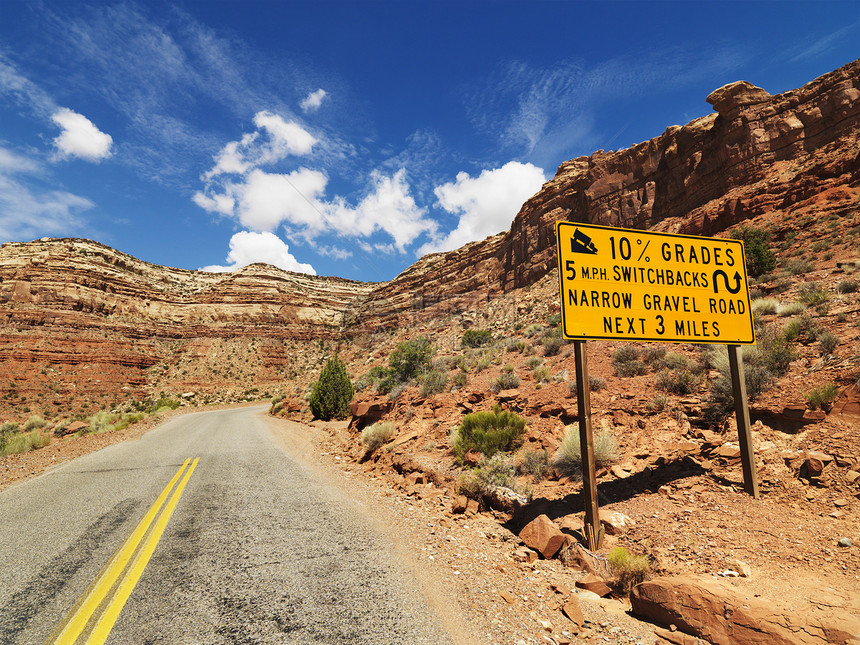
{"left": 0, "top": 1, "right": 857, "bottom": 282}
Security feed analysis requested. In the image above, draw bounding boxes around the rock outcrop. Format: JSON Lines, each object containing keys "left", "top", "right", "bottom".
{"left": 631, "top": 574, "right": 860, "bottom": 645}
{"left": 355, "top": 57, "right": 860, "bottom": 329}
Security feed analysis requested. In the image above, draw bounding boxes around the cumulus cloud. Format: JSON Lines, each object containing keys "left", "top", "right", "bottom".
{"left": 327, "top": 169, "right": 435, "bottom": 253}
{"left": 0, "top": 146, "right": 93, "bottom": 240}
{"left": 200, "top": 231, "right": 316, "bottom": 274}
{"left": 196, "top": 111, "right": 437, "bottom": 255}
{"left": 418, "top": 162, "right": 545, "bottom": 256}
{"left": 300, "top": 88, "right": 327, "bottom": 113}
{"left": 204, "top": 112, "right": 317, "bottom": 181}
{"left": 51, "top": 108, "right": 113, "bottom": 162}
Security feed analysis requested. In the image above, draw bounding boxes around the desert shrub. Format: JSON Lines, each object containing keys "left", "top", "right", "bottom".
{"left": 608, "top": 547, "right": 651, "bottom": 594}
{"left": 640, "top": 346, "right": 666, "bottom": 365}
{"left": 389, "top": 336, "right": 434, "bottom": 383}
{"left": 836, "top": 278, "right": 858, "bottom": 294}
{"left": 451, "top": 404, "right": 526, "bottom": 462}
{"left": 818, "top": 331, "right": 840, "bottom": 355}
{"left": 461, "top": 329, "right": 493, "bottom": 348}
{"left": 388, "top": 383, "right": 407, "bottom": 400}
{"left": 646, "top": 394, "right": 669, "bottom": 412}
{"left": 459, "top": 454, "right": 524, "bottom": 498}
{"left": 614, "top": 358, "right": 646, "bottom": 377}
{"left": 797, "top": 282, "right": 830, "bottom": 307}
{"left": 787, "top": 259, "right": 814, "bottom": 275}
{"left": 731, "top": 225, "right": 776, "bottom": 278}
{"left": 533, "top": 366, "right": 550, "bottom": 383}
{"left": 355, "top": 365, "right": 389, "bottom": 392}
{"left": 309, "top": 357, "right": 354, "bottom": 420}
{"left": 491, "top": 371, "right": 520, "bottom": 392}
{"left": 552, "top": 424, "right": 618, "bottom": 478}
{"left": 777, "top": 301, "right": 806, "bottom": 317}
{"left": 151, "top": 397, "right": 181, "bottom": 414}
{"left": 543, "top": 337, "right": 565, "bottom": 356}
{"left": 452, "top": 371, "right": 467, "bottom": 388}
{"left": 757, "top": 324, "right": 799, "bottom": 376}
{"left": 271, "top": 393, "right": 285, "bottom": 405}
{"left": 360, "top": 421, "right": 396, "bottom": 453}
{"left": 655, "top": 368, "right": 701, "bottom": 395}
{"left": 519, "top": 448, "right": 550, "bottom": 481}
{"left": 526, "top": 356, "right": 543, "bottom": 370}
{"left": 612, "top": 345, "right": 648, "bottom": 376}
{"left": 546, "top": 313, "right": 562, "bottom": 326}
{"left": 522, "top": 324, "right": 543, "bottom": 338}
{"left": 419, "top": 369, "right": 448, "bottom": 397}
{"left": 589, "top": 376, "right": 605, "bottom": 391}
{"left": 22, "top": 415, "right": 47, "bottom": 432}
{"left": 805, "top": 383, "right": 839, "bottom": 410}
{"left": 659, "top": 352, "right": 696, "bottom": 371}
{"left": 704, "top": 355, "right": 773, "bottom": 420}
{"left": 0, "top": 430, "right": 51, "bottom": 456}
{"left": 568, "top": 382, "right": 578, "bottom": 398}
{"left": 751, "top": 298, "right": 780, "bottom": 316}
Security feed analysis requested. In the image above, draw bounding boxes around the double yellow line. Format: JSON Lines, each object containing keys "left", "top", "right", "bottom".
{"left": 50, "top": 458, "right": 199, "bottom": 645}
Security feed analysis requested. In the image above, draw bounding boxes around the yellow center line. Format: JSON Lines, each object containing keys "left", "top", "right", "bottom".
{"left": 49, "top": 458, "right": 198, "bottom": 645}
{"left": 84, "top": 457, "right": 198, "bottom": 645}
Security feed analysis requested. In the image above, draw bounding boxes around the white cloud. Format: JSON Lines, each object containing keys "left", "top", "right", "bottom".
{"left": 418, "top": 161, "right": 546, "bottom": 256}
{"left": 200, "top": 231, "right": 315, "bottom": 274}
{"left": 51, "top": 108, "right": 113, "bottom": 162}
{"left": 252, "top": 111, "right": 317, "bottom": 159}
{"left": 234, "top": 167, "right": 328, "bottom": 233}
{"left": 0, "top": 146, "right": 94, "bottom": 240}
{"left": 300, "top": 88, "right": 327, "bottom": 113}
{"left": 315, "top": 244, "right": 352, "bottom": 261}
{"left": 327, "top": 169, "right": 436, "bottom": 253}
{"left": 203, "top": 112, "right": 316, "bottom": 181}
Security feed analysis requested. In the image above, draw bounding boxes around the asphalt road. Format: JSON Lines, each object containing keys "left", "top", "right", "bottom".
{"left": 0, "top": 407, "right": 455, "bottom": 644}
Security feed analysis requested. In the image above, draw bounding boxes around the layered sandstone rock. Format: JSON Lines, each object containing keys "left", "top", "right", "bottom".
{"left": 355, "top": 57, "right": 860, "bottom": 329}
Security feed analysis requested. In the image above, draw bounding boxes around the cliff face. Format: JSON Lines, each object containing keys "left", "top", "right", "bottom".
{"left": 1, "top": 59, "right": 858, "bottom": 414}
{"left": 356, "top": 57, "right": 860, "bottom": 329}
{"left": 0, "top": 239, "right": 372, "bottom": 412}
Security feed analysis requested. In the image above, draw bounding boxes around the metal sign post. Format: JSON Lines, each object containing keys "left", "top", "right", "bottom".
{"left": 728, "top": 345, "right": 760, "bottom": 498}
{"left": 573, "top": 340, "right": 601, "bottom": 550}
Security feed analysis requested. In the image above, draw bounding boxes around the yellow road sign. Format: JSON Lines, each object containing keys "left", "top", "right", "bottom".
{"left": 556, "top": 222, "right": 755, "bottom": 344}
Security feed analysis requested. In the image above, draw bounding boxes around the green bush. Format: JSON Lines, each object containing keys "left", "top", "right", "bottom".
{"left": 608, "top": 547, "right": 651, "bottom": 594}
{"left": 519, "top": 448, "right": 549, "bottom": 481}
{"left": 491, "top": 371, "right": 520, "bottom": 392}
{"left": 451, "top": 404, "right": 526, "bottom": 462}
{"left": 22, "top": 415, "right": 47, "bottom": 432}
{"left": 543, "top": 337, "right": 565, "bottom": 356}
{"left": 646, "top": 394, "right": 669, "bottom": 412}
{"left": 836, "top": 278, "right": 858, "bottom": 294}
{"left": 461, "top": 329, "right": 493, "bottom": 348}
{"left": 522, "top": 324, "right": 543, "bottom": 338}
{"left": 419, "top": 369, "right": 448, "bottom": 397}
{"left": 459, "top": 453, "right": 520, "bottom": 497}
{"left": 655, "top": 368, "right": 701, "bottom": 395}
{"left": 151, "top": 397, "right": 181, "bottom": 414}
{"left": 533, "top": 366, "right": 550, "bottom": 383}
{"left": 388, "top": 336, "right": 433, "bottom": 383}
{"left": 309, "top": 357, "right": 354, "bottom": 420}
{"left": 787, "top": 259, "right": 815, "bottom": 275}
{"left": 526, "top": 356, "right": 543, "bottom": 370}
{"left": 805, "top": 383, "right": 839, "bottom": 410}
{"left": 818, "top": 331, "right": 840, "bottom": 355}
{"left": 797, "top": 282, "right": 829, "bottom": 307}
{"left": 589, "top": 376, "right": 606, "bottom": 391}
{"left": 0, "top": 430, "right": 51, "bottom": 456}
{"left": 552, "top": 424, "right": 618, "bottom": 478}
{"left": 452, "top": 371, "right": 467, "bottom": 388}
{"left": 731, "top": 225, "right": 776, "bottom": 278}
{"left": 640, "top": 346, "right": 666, "bottom": 365}
{"left": 751, "top": 298, "right": 780, "bottom": 316}
{"left": 360, "top": 421, "right": 396, "bottom": 452}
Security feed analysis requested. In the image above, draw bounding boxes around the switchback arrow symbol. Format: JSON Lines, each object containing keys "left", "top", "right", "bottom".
{"left": 712, "top": 270, "right": 742, "bottom": 294}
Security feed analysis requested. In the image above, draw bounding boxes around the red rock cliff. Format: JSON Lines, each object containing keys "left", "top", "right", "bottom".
{"left": 356, "top": 57, "right": 860, "bottom": 330}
